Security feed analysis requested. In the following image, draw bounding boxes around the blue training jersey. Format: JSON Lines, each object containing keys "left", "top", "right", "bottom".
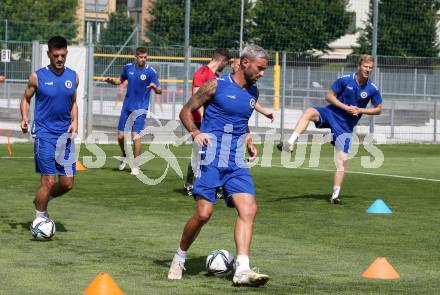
{"left": 120, "top": 63, "right": 160, "bottom": 111}
{"left": 201, "top": 74, "right": 258, "bottom": 166}
{"left": 327, "top": 73, "right": 383, "bottom": 129}
{"left": 32, "top": 66, "right": 77, "bottom": 139}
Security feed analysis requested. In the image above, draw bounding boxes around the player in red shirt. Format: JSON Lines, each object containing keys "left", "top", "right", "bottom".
{"left": 185, "top": 48, "right": 232, "bottom": 196}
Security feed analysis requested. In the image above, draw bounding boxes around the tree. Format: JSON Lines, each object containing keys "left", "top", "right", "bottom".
{"left": 0, "top": 0, "right": 78, "bottom": 42}
{"left": 355, "top": 0, "right": 440, "bottom": 57}
{"left": 99, "top": 6, "right": 135, "bottom": 46}
{"left": 252, "top": 0, "right": 351, "bottom": 52}
{"left": 146, "top": 0, "right": 252, "bottom": 48}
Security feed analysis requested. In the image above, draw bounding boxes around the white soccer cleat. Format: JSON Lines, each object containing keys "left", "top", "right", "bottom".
{"left": 130, "top": 167, "right": 140, "bottom": 176}
{"left": 168, "top": 259, "right": 186, "bottom": 280}
{"left": 118, "top": 158, "right": 127, "bottom": 171}
{"left": 232, "top": 269, "right": 270, "bottom": 287}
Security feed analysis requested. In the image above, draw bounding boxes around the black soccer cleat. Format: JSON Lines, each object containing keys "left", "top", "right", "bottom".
{"left": 216, "top": 187, "right": 224, "bottom": 199}
{"left": 184, "top": 184, "right": 194, "bottom": 197}
{"left": 329, "top": 198, "right": 343, "bottom": 205}
{"left": 276, "top": 142, "right": 294, "bottom": 153}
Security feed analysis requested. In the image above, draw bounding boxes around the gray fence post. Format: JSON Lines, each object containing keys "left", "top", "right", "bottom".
{"left": 434, "top": 101, "right": 438, "bottom": 143}
{"left": 413, "top": 68, "right": 417, "bottom": 96}
{"left": 6, "top": 83, "right": 10, "bottom": 108}
{"left": 184, "top": 46, "right": 191, "bottom": 103}
{"left": 423, "top": 74, "right": 427, "bottom": 101}
{"left": 4, "top": 81, "right": 9, "bottom": 109}
{"left": 172, "top": 89, "right": 176, "bottom": 121}
{"left": 390, "top": 100, "right": 395, "bottom": 139}
{"left": 99, "top": 88, "right": 103, "bottom": 115}
{"left": 4, "top": 19, "right": 8, "bottom": 43}
{"left": 85, "top": 43, "right": 94, "bottom": 138}
{"left": 30, "top": 41, "right": 41, "bottom": 139}
{"left": 305, "top": 66, "right": 310, "bottom": 110}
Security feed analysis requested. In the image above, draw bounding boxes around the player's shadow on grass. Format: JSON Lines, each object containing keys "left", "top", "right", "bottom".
{"left": 154, "top": 256, "right": 207, "bottom": 276}
{"left": 173, "top": 188, "right": 188, "bottom": 195}
{"left": 100, "top": 166, "right": 132, "bottom": 173}
{"left": 271, "top": 194, "right": 358, "bottom": 202}
{"left": 8, "top": 221, "right": 68, "bottom": 232}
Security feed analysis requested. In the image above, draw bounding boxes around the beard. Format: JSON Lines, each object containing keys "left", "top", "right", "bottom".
{"left": 244, "top": 70, "right": 257, "bottom": 86}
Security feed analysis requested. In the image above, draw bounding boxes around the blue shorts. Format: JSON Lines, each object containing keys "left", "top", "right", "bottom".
{"left": 118, "top": 108, "right": 147, "bottom": 133}
{"left": 314, "top": 107, "right": 353, "bottom": 153}
{"left": 193, "top": 163, "right": 255, "bottom": 208}
{"left": 34, "top": 136, "right": 76, "bottom": 176}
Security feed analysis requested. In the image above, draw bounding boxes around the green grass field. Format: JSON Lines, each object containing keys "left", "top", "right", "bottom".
{"left": 1, "top": 143, "right": 439, "bottom": 294}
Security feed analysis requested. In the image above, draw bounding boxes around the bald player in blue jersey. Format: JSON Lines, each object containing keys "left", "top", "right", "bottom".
{"left": 168, "top": 45, "right": 270, "bottom": 287}
{"left": 20, "top": 36, "right": 78, "bottom": 223}
{"left": 278, "top": 54, "right": 383, "bottom": 205}
{"left": 105, "top": 47, "right": 162, "bottom": 175}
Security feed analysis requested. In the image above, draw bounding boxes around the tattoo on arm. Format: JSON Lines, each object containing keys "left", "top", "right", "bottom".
{"left": 180, "top": 78, "right": 218, "bottom": 133}
{"left": 186, "top": 79, "right": 217, "bottom": 112}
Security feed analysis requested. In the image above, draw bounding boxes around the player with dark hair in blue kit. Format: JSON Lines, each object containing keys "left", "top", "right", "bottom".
{"left": 105, "top": 47, "right": 162, "bottom": 175}
{"left": 20, "top": 36, "right": 78, "bottom": 222}
{"left": 168, "top": 45, "right": 270, "bottom": 287}
{"left": 278, "top": 54, "right": 383, "bottom": 205}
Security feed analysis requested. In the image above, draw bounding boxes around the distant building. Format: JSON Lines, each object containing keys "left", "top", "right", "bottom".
{"left": 326, "top": 0, "right": 370, "bottom": 58}
{"left": 124, "top": 0, "right": 155, "bottom": 44}
{"left": 76, "top": 0, "right": 154, "bottom": 44}
{"left": 76, "top": 0, "right": 117, "bottom": 44}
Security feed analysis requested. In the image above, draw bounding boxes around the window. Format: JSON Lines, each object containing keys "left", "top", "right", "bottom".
{"left": 346, "top": 11, "right": 357, "bottom": 34}
{"left": 85, "top": 0, "right": 108, "bottom": 13}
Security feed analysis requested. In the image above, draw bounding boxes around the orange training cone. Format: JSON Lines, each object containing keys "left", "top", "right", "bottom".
{"left": 362, "top": 257, "right": 400, "bottom": 279}
{"left": 76, "top": 160, "right": 87, "bottom": 171}
{"left": 84, "top": 272, "right": 124, "bottom": 295}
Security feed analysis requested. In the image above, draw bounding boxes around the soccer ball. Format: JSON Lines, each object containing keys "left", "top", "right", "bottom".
{"left": 30, "top": 217, "right": 56, "bottom": 240}
{"left": 206, "top": 249, "right": 234, "bottom": 277}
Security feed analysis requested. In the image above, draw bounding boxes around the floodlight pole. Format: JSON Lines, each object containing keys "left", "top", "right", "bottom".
{"left": 372, "top": 0, "right": 378, "bottom": 58}
{"left": 370, "top": 0, "right": 379, "bottom": 134}
{"left": 239, "top": 0, "right": 244, "bottom": 53}
{"left": 184, "top": 0, "right": 191, "bottom": 104}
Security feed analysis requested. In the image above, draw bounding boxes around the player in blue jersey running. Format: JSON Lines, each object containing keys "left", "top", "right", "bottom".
{"left": 278, "top": 55, "right": 383, "bottom": 205}
{"left": 20, "top": 36, "right": 78, "bottom": 222}
{"left": 105, "top": 47, "right": 162, "bottom": 175}
{"left": 168, "top": 45, "right": 270, "bottom": 287}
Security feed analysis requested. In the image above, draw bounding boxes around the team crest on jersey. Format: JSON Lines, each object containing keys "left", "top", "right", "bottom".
{"left": 249, "top": 98, "right": 256, "bottom": 109}
{"left": 65, "top": 80, "right": 72, "bottom": 89}
{"left": 140, "top": 74, "right": 147, "bottom": 80}
{"left": 360, "top": 91, "right": 368, "bottom": 99}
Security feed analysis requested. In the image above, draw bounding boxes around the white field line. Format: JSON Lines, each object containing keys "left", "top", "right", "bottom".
{"left": 2, "top": 155, "right": 440, "bottom": 182}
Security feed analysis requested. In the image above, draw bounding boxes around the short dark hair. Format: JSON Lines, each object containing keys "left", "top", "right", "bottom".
{"left": 136, "top": 47, "right": 148, "bottom": 55}
{"left": 213, "top": 48, "right": 231, "bottom": 61}
{"left": 48, "top": 36, "right": 68, "bottom": 51}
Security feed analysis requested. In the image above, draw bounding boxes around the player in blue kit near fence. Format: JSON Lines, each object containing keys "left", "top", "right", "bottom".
{"left": 105, "top": 47, "right": 162, "bottom": 176}
{"left": 168, "top": 45, "right": 270, "bottom": 287}
{"left": 20, "top": 36, "right": 78, "bottom": 221}
{"left": 278, "top": 54, "right": 383, "bottom": 205}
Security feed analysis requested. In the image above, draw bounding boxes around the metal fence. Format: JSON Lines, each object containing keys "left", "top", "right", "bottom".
{"left": 0, "top": 41, "right": 439, "bottom": 143}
